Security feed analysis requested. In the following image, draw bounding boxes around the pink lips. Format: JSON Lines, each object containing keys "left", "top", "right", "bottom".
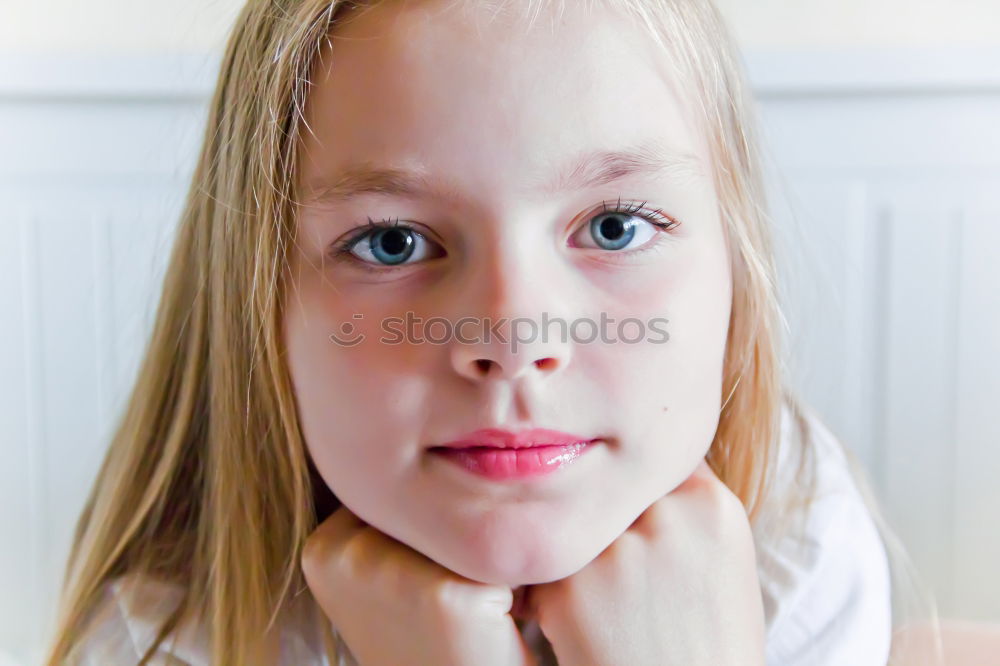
{"left": 428, "top": 428, "right": 600, "bottom": 480}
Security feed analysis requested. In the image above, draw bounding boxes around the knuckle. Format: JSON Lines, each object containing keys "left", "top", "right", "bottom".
{"left": 715, "top": 481, "right": 746, "bottom": 515}
{"left": 647, "top": 498, "right": 678, "bottom": 533}
{"left": 301, "top": 511, "right": 351, "bottom": 569}
{"left": 337, "top": 530, "right": 375, "bottom": 574}
{"left": 300, "top": 532, "right": 330, "bottom": 577}
{"left": 302, "top": 524, "right": 370, "bottom": 583}
{"left": 378, "top": 550, "right": 421, "bottom": 600}
{"left": 424, "top": 576, "right": 466, "bottom": 615}
{"left": 417, "top": 579, "right": 466, "bottom": 630}
{"left": 423, "top": 577, "right": 500, "bottom": 625}
{"left": 706, "top": 483, "right": 750, "bottom": 534}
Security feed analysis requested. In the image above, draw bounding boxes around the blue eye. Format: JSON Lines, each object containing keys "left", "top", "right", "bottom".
{"left": 574, "top": 200, "right": 679, "bottom": 252}
{"left": 330, "top": 201, "right": 680, "bottom": 272}
{"left": 334, "top": 217, "right": 440, "bottom": 267}
{"left": 589, "top": 213, "right": 639, "bottom": 250}
{"left": 367, "top": 226, "right": 415, "bottom": 265}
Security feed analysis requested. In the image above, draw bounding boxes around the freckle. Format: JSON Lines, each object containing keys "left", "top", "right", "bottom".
{"left": 662, "top": 406, "right": 669, "bottom": 411}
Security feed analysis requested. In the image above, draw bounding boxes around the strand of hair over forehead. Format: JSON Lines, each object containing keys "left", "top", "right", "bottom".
{"left": 281, "top": 0, "right": 757, "bottom": 229}
{"left": 281, "top": 0, "right": 735, "bottom": 135}
{"left": 445, "top": 0, "right": 687, "bottom": 46}
{"left": 315, "top": 0, "right": 717, "bottom": 51}
{"left": 286, "top": 0, "right": 739, "bottom": 157}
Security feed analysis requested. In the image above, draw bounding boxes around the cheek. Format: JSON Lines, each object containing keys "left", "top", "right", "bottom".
{"left": 284, "top": 280, "right": 441, "bottom": 495}
{"left": 586, "top": 234, "right": 730, "bottom": 379}
{"left": 286, "top": 258, "right": 437, "bottom": 369}
{"left": 579, "top": 235, "right": 731, "bottom": 471}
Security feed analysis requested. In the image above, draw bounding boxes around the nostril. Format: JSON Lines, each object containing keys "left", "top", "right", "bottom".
{"left": 475, "top": 359, "right": 493, "bottom": 375}
{"left": 535, "top": 357, "right": 558, "bottom": 371}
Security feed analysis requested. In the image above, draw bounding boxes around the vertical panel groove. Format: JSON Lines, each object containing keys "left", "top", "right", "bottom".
{"left": 91, "top": 211, "right": 115, "bottom": 433}
{"left": 17, "top": 210, "right": 46, "bottom": 649}
{"left": 842, "top": 180, "right": 871, "bottom": 468}
{"left": 944, "top": 206, "right": 965, "bottom": 614}
{"left": 872, "top": 202, "right": 892, "bottom": 493}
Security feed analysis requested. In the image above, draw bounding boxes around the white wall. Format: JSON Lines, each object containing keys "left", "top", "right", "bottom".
{"left": 0, "top": 0, "right": 243, "bottom": 53}
{"left": 715, "top": 0, "right": 1000, "bottom": 48}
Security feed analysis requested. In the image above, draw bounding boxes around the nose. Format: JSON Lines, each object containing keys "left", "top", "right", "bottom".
{"left": 447, "top": 241, "right": 573, "bottom": 384}
{"left": 451, "top": 332, "right": 570, "bottom": 382}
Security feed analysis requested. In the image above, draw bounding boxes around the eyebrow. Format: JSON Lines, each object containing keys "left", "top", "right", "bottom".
{"left": 299, "top": 140, "right": 705, "bottom": 206}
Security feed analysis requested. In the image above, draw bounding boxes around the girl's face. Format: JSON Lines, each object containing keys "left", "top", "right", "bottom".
{"left": 285, "top": 0, "right": 732, "bottom": 586}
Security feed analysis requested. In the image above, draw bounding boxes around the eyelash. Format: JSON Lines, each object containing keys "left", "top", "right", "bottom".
{"left": 329, "top": 198, "right": 682, "bottom": 272}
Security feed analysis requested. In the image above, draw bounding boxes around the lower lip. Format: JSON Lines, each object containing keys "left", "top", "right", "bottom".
{"left": 428, "top": 441, "right": 597, "bottom": 480}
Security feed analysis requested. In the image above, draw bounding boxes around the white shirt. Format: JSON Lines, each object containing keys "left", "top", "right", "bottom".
{"left": 72, "top": 402, "right": 892, "bottom": 665}
{"left": 754, "top": 404, "right": 893, "bottom": 665}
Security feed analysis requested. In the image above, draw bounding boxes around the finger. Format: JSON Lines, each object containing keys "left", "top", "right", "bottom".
{"left": 511, "top": 586, "right": 528, "bottom": 619}
{"left": 681, "top": 457, "right": 721, "bottom": 488}
{"left": 693, "top": 458, "right": 716, "bottom": 480}
{"left": 627, "top": 459, "right": 720, "bottom": 534}
{"left": 316, "top": 502, "right": 371, "bottom": 544}
{"left": 676, "top": 458, "right": 748, "bottom": 519}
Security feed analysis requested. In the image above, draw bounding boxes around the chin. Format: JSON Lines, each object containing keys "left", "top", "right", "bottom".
{"left": 423, "top": 528, "right": 609, "bottom": 587}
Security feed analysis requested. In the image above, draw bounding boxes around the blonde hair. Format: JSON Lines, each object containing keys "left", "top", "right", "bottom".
{"left": 44, "top": 0, "right": 941, "bottom": 664}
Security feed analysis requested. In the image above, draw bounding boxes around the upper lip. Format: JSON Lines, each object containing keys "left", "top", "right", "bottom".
{"left": 430, "top": 428, "right": 599, "bottom": 450}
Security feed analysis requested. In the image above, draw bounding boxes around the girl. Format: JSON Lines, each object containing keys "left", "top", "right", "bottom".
{"left": 45, "top": 0, "right": 940, "bottom": 664}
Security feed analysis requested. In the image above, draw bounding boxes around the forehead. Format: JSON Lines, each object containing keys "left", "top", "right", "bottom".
{"left": 297, "top": 0, "right": 710, "bottom": 201}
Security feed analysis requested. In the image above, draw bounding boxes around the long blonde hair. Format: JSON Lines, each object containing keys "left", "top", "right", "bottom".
{"left": 44, "top": 1, "right": 940, "bottom": 664}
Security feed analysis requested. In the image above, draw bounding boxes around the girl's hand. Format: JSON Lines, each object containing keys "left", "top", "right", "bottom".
{"left": 301, "top": 504, "right": 538, "bottom": 666}
{"left": 523, "top": 459, "right": 766, "bottom": 666}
